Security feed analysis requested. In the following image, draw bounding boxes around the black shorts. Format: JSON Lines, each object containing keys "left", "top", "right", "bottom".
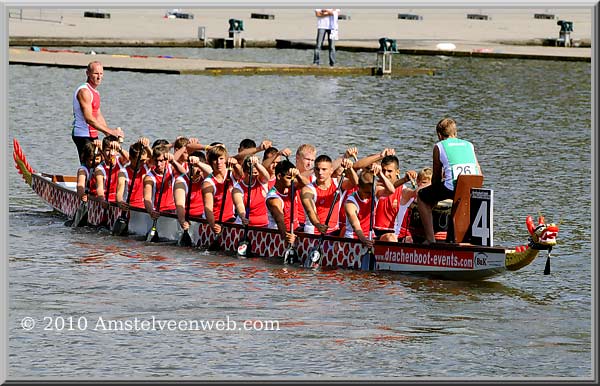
{"left": 418, "top": 184, "right": 455, "bottom": 206}
{"left": 72, "top": 135, "right": 97, "bottom": 164}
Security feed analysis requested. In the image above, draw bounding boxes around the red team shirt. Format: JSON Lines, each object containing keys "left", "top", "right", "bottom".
{"left": 234, "top": 179, "right": 269, "bottom": 226}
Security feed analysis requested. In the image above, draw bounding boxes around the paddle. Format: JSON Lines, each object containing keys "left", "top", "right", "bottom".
{"left": 283, "top": 180, "right": 298, "bottom": 265}
{"left": 178, "top": 165, "right": 194, "bottom": 247}
{"left": 207, "top": 169, "right": 231, "bottom": 251}
{"left": 237, "top": 162, "right": 253, "bottom": 258}
{"left": 306, "top": 170, "right": 346, "bottom": 268}
{"left": 146, "top": 167, "right": 170, "bottom": 242}
{"left": 72, "top": 147, "right": 101, "bottom": 227}
{"left": 72, "top": 173, "right": 90, "bottom": 228}
{"left": 361, "top": 175, "right": 377, "bottom": 271}
{"left": 100, "top": 161, "right": 114, "bottom": 228}
{"left": 112, "top": 150, "right": 143, "bottom": 236}
{"left": 544, "top": 246, "right": 553, "bottom": 275}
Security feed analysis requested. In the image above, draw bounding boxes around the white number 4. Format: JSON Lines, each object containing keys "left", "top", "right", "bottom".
{"left": 472, "top": 201, "right": 489, "bottom": 245}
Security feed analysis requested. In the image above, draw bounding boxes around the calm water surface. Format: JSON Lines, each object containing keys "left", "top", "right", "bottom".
{"left": 8, "top": 48, "right": 592, "bottom": 379}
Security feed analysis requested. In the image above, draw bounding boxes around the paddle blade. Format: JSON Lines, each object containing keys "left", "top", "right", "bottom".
{"left": 237, "top": 240, "right": 250, "bottom": 258}
{"left": 178, "top": 230, "right": 192, "bottom": 247}
{"left": 310, "top": 248, "right": 321, "bottom": 263}
{"left": 304, "top": 247, "right": 321, "bottom": 268}
{"left": 369, "top": 250, "right": 376, "bottom": 271}
{"left": 111, "top": 216, "right": 128, "bottom": 236}
{"left": 360, "top": 252, "right": 370, "bottom": 271}
{"left": 361, "top": 249, "right": 376, "bottom": 271}
{"left": 71, "top": 202, "right": 88, "bottom": 227}
{"left": 146, "top": 226, "right": 157, "bottom": 242}
{"left": 544, "top": 255, "right": 551, "bottom": 275}
{"left": 207, "top": 234, "right": 222, "bottom": 251}
{"left": 283, "top": 247, "right": 298, "bottom": 265}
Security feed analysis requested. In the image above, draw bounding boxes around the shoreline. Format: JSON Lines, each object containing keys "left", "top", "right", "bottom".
{"left": 9, "top": 37, "right": 592, "bottom": 63}
{"left": 8, "top": 36, "right": 593, "bottom": 48}
{"left": 8, "top": 7, "right": 593, "bottom": 65}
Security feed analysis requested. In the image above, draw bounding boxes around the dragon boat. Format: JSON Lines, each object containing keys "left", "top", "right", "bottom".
{"left": 13, "top": 138, "right": 559, "bottom": 281}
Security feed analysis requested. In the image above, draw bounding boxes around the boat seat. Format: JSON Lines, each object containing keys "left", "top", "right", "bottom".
{"left": 51, "top": 174, "right": 77, "bottom": 183}
{"left": 446, "top": 174, "right": 484, "bottom": 243}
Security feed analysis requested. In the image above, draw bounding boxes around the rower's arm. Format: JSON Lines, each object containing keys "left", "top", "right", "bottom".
{"left": 223, "top": 158, "right": 241, "bottom": 181}
{"left": 139, "top": 137, "right": 153, "bottom": 158}
{"left": 262, "top": 147, "right": 291, "bottom": 170}
{"left": 266, "top": 197, "right": 287, "bottom": 237}
{"left": 400, "top": 185, "right": 418, "bottom": 206}
{"left": 432, "top": 145, "right": 443, "bottom": 187}
{"left": 233, "top": 140, "right": 273, "bottom": 163}
{"left": 143, "top": 176, "right": 155, "bottom": 214}
{"left": 76, "top": 169, "right": 87, "bottom": 200}
{"left": 331, "top": 147, "right": 358, "bottom": 173}
{"left": 116, "top": 144, "right": 129, "bottom": 164}
{"left": 169, "top": 157, "right": 187, "bottom": 177}
{"left": 95, "top": 170, "right": 105, "bottom": 199}
{"left": 352, "top": 148, "right": 395, "bottom": 170}
{"left": 351, "top": 153, "right": 380, "bottom": 170}
{"left": 345, "top": 201, "right": 368, "bottom": 244}
{"left": 202, "top": 181, "right": 217, "bottom": 229}
{"left": 376, "top": 169, "right": 395, "bottom": 197}
{"left": 197, "top": 161, "right": 213, "bottom": 177}
{"left": 253, "top": 161, "right": 271, "bottom": 185}
{"left": 231, "top": 187, "right": 246, "bottom": 220}
{"left": 173, "top": 180, "right": 187, "bottom": 227}
{"left": 115, "top": 171, "right": 127, "bottom": 203}
{"left": 341, "top": 165, "right": 358, "bottom": 191}
{"left": 293, "top": 168, "right": 310, "bottom": 190}
{"left": 301, "top": 188, "right": 321, "bottom": 230}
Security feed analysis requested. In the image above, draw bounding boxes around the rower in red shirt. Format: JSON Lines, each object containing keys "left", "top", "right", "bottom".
{"left": 232, "top": 156, "right": 271, "bottom": 227}
{"left": 301, "top": 154, "right": 358, "bottom": 235}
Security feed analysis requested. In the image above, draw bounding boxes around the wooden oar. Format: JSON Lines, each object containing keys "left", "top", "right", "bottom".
{"left": 283, "top": 181, "right": 298, "bottom": 265}
{"left": 361, "top": 175, "right": 377, "bottom": 271}
{"left": 306, "top": 170, "right": 346, "bottom": 268}
{"left": 178, "top": 165, "right": 194, "bottom": 247}
{"left": 112, "top": 151, "right": 142, "bottom": 236}
{"left": 207, "top": 169, "right": 231, "bottom": 251}
{"left": 146, "top": 168, "right": 170, "bottom": 242}
{"left": 237, "top": 162, "right": 253, "bottom": 258}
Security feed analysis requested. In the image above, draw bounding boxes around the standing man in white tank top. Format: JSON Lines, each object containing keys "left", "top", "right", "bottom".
{"left": 72, "top": 61, "right": 124, "bottom": 164}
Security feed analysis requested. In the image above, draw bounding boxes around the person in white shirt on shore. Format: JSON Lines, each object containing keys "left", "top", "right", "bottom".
{"left": 313, "top": 8, "right": 339, "bottom": 66}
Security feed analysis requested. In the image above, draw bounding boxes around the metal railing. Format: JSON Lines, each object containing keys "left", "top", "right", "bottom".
{"left": 8, "top": 9, "right": 64, "bottom": 24}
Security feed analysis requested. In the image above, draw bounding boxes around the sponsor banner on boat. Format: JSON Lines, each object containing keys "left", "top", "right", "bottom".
{"left": 473, "top": 251, "right": 504, "bottom": 269}
{"left": 374, "top": 245, "right": 475, "bottom": 270}
{"left": 374, "top": 245, "right": 505, "bottom": 271}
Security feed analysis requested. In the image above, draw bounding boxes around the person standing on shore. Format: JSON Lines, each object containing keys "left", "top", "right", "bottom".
{"left": 313, "top": 8, "right": 339, "bottom": 66}
{"left": 72, "top": 61, "right": 124, "bottom": 164}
